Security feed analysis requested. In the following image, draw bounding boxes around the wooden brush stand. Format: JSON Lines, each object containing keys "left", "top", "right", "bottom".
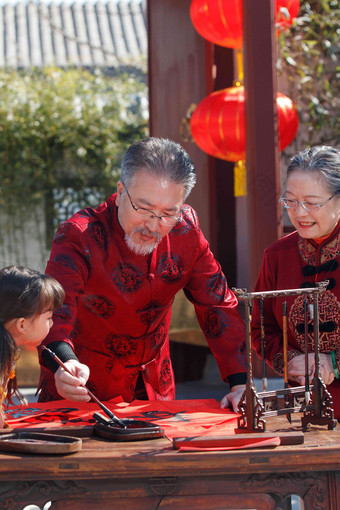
{"left": 233, "top": 281, "right": 337, "bottom": 432}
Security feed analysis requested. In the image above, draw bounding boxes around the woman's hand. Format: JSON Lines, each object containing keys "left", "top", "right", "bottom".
{"left": 319, "top": 353, "right": 335, "bottom": 385}
{"left": 54, "top": 360, "right": 91, "bottom": 401}
{"left": 220, "top": 384, "right": 246, "bottom": 412}
{"left": 288, "top": 353, "right": 335, "bottom": 386}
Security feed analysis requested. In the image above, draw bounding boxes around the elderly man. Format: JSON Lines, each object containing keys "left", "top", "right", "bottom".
{"left": 38, "top": 137, "right": 246, "bottom": 411}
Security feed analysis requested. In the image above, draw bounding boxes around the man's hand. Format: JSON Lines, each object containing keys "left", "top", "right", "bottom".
{"left": 220, "top": 384, "right": 246, "bottom": 412}
{"left": 54, "top": 359, "right": 91, "bottom": 401}
{"left": 288, "top": 352, "right": 335, "bottom": 386}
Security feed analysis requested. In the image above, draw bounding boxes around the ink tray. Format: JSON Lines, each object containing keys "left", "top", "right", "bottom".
{"left": 0, "top": 431, "right": 82, "bottom": 454}
{"left": 93, "top": 412, "right": 164, "bottom": 441}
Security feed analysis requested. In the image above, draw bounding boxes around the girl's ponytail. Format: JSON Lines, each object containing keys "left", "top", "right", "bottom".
{"left": 0, "top": 318, "right": 20, "bottom": 404}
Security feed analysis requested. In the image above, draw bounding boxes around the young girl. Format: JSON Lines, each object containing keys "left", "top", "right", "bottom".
{"left": 0, "top": 265, "right": 65, "bottom": 427}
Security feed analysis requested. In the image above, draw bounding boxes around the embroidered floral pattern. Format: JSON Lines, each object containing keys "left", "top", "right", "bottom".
{"left": 137, "top": 300, "right": 164, "bottom": 326}
{"left": 53, "top": 254, "right": 77, "bottom": 272}
{"left": 289, "top": 291, "right": 340, "bottom": 352}
{"left": 70, "top": 320, "right": 81, "bottom": 341}
{"left": 54, "top": 304, "right": 71, "bottom": 319}
{"left": 88, "top": 221, "right": 108, "bottom": 250}
{"left": 150, "top": 323, "right": 167, "bottom": 351}
{"left": 111, "top": 263, "right": 143, "bottom": 293}
{"left": 125, "top": 371, "right": 139, "bottom": 394}
{"left": 105, "top": 357, "right": 114, "bottom": 374}
{"left": 77, "top": 208, "right": 96, "bottom": 218}
{"left": 206, "top": 272, "right": 226, "bottom": 302}
{"left": 273, "top": 350, "right": 300, "bottom": 376}
{"left": 203, "top": 308, "right": 229, "bottom": 339}
{"left": 158, "top": 253, "right": 184, "bottom": 283}
{"left": 54, "top": 223, "right": 71, "bottom": 244}
{"left": 105, "top": 334, "right": 138, "bottom": 358}
{"left": 236, "top": 342, "right": 247, "bottom": 370}
{"left": 81, "top": 294, "right": 115, "bottom": 318}
{"left": 159, "top": 358, "right": 172, "bottom": 390}
{"left": 170, "top": 213, "right": 192, "bottom": 236}
{"left": 298, "top": 236, "right": 340, "bottom": 265}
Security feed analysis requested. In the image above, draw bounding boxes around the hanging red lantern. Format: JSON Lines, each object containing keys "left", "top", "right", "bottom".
{"left": 190, "top": 0, "right": 300, "bottom": 48}
{"left": 190, "top": 86, "right": 299, "bottom": 162}
{"left": 190, "top": 0, "right": 243, "bottom": 49}
{"left": 190, "top": 86, "right": 245, "bottom": 161}
{"left": 276, "top": 92, "right": 300, "bottom": 150}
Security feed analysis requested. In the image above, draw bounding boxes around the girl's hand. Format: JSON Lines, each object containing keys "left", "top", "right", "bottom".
{"left": 54, "top": 360, "right": 91, "bottom": 401}
{"left": 0, "top": 411, "right": 5, "bottom": 429}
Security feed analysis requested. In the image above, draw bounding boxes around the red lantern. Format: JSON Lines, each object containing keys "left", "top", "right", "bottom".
{"left": 190, "top": 0, "right": 300, "bottom": 48}
{"left": 190, "top": 0, "right": 243, "bottom": 49}
{"left": 190, "top": 86, "right": 299, "bottom": 162}
{"left": 276, "top": 92, "right": 300, "bottom": 150}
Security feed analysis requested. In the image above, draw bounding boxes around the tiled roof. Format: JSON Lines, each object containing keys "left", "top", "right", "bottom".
{"left": 0, "top": 0, "right": 147, "bottom": 69}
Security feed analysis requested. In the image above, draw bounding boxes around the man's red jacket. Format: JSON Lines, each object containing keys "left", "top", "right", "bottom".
{"left": 38, "top": 194, "right": 246, "bottom": 402}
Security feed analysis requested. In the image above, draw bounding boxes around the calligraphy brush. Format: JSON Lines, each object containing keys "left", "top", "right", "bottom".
{"left": 42, "top": 345, "right": 126, "bottom": 428}
{"left": 282, "top": 301, "right": 291, "bottom": 423}
{"left": 304, "top": 299, "right": 310, "bottom": 406}
{"left": 260, "top": 298, "right": 267, "bottom": 392}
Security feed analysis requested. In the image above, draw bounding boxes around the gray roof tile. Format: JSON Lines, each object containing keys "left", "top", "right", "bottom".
{"left": 0, "top": 0, "right": 147, "bottom": 69}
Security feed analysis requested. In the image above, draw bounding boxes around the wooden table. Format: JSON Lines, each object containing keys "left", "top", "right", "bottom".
{"left": 0, "top": 414, "right": 339, "bottom": 510}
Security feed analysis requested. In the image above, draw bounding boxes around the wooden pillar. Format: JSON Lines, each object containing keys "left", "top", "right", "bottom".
{"left": 214, "top": 45, "right": 237, "bottom": 286}
{"left": 147, "top": 1, "right": 237, "bottom": 280}
{"left": 242, "top": 0, "right": 283, "bottom": 290}
{"left": 147, "top": 0, "right": 216, "bottom": 246}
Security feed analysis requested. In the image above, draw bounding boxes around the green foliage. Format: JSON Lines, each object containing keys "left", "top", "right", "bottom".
{"left": 0, "top": 66, "right": 148, "bottom": 248}
{"left": 277, "top": 0, "right": 339, "bottom": 147}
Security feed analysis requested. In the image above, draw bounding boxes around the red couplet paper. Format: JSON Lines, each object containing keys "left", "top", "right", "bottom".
{"left": 4, "top": 399, "right": 280, "bottom": 451}
{"left": 173, "top": 436, "right": 281, "bottom": 451}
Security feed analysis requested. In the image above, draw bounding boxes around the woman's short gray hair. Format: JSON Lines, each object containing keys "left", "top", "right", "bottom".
{"left": 287, "top": 145, "right": 340, "bottom": 195}
{"left": 120, "top": 137, "right": 197, "bottom": 200}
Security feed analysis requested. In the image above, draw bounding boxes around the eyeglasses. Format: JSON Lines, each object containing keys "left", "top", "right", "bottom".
{"left": 279, "top": 193, "right": 336, "bottom": 212}
{"left": 124, "top": 186, "right": 182, "bottom": 226}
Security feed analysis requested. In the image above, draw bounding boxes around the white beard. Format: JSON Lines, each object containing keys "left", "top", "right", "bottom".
{"left": 124, "top": 228, "right": 162, "bottom": 256}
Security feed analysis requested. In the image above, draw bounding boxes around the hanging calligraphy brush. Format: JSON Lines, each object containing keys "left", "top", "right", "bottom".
{"left": 282, "top": 301, "right": 291, "bottom": 423}
{"left": 260, "top": 298, "right": 267, "bottom": 392}
{"left": 304, "top": 299, "right": 310, "bottom": 405}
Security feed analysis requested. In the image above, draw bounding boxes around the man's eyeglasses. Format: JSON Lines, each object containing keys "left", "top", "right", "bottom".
{"left": 279, "top": 193, "right": 336, "bottom": 212}
{"left": 125, "top": 186, "right": 182, "bottom": 226}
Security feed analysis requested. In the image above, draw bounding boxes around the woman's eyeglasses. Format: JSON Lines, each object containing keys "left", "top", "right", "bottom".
{"left": 279, "top": 193, "right": 336, "bottom": 212}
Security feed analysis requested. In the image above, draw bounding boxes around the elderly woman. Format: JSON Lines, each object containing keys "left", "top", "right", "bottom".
{"left": 252, "top": 145, "right": 340, "bottom": 419}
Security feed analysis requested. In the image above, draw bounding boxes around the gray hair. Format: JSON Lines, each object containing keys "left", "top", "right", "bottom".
{"left": 120, "top": 137, "right": 197, "bottom": 199}
{"left": 287, "top": 145, "right": 340, "bottom": 195}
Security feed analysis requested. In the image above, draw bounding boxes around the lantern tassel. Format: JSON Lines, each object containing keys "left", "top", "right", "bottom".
{"left": 235, "top": 48, "right": 244, "bottom": 85}
{"left": 234, "top": 160, "right": 247, "bottom": 197}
